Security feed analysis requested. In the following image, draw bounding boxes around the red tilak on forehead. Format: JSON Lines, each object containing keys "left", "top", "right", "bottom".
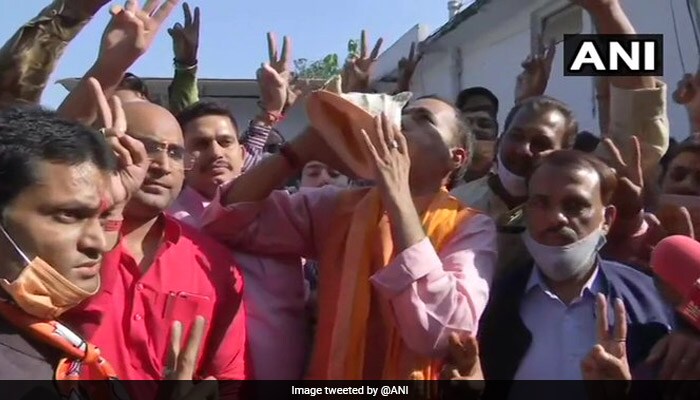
{"left": 99, "top": 195, "right": 112, "bottom": 214}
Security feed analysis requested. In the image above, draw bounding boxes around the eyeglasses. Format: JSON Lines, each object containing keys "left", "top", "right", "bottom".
{"left": 128, "top": 133, "right": 195, "bottom": 170}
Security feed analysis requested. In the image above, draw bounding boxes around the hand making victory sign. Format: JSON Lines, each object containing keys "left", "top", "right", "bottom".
{"left": 89, "top": 77, "right": 148, "bottom": 214}
{"left": 168, "top": 2, "right": 200, "bottom": 67}
{"left": 164, "top": 316, "right": 219, "bottom": 400}
{"left": 99, "top": 0, "right": 180, "bottom": 71}
{"left": 397, "top": 42, "right": 422, "bottom": 93}
{"left": 581, "top": 294, "right": 631, "bottom": 400}
{"left": 257, "top": 32, "right": 298, "bottom": 120}
{"left": 603, "top": 135, "right": 644, "bottom": 219}
{"left": 342, "top": 30, "right": 383, "bottom": 93}
{"left": 514, "top": 35, "right": 556, "bottom": 103}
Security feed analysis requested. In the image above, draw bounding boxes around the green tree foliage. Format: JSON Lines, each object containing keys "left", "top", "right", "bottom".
{"left": 294, "top": 39, "right": 359, "bottom": 80}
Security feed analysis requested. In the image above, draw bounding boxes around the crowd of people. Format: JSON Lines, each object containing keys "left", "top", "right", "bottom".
{"left": 1, "top": 0, "right": 700, "bottom": 399}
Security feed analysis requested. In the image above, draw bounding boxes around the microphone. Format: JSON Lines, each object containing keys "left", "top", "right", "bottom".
{"left": 651, "top": 235, "right": 700, "bottom": 330}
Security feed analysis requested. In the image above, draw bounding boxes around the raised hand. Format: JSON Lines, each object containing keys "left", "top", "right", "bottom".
{"left": 167, "top": 2, "right": 200, "bottom": 66}
{"left": 361, "top": 114, "right": 411, "bottom": 203}
{"left": 66, "top": 0, "right": 113, "bottom": 17}
{"left": 673, "top": 73, "right": 699, "bottom": 105}
{"left": 514, "top": 36, "right": 556, "bottom": 103}
{"left": 257, "top": 33, "right": 295, "bottom": 119}
{"left": 342, "top": 30, "right": 383, "bottom": 93}
{"left": 397, "top": 42, "right": 421, "bottom": 93}
{"left": 673, "top": 68, "right": 700, "bottom": 135}
{"left": 582, "top": 295, "right": 631, "bottom": 400}
{"left": 165, "top": 316, "right": 219, "bottom": 400}
{"left": 99, "top": 0, "right": 180, "bottom": 71}
{"left": 89, "top": 78, "right": 148, "bottom": 210}
{"left": 602, "top": 136, "right": 643, "bottom": 219}
{"left": 582, "top": 295, "right": 630, "bottom": 380}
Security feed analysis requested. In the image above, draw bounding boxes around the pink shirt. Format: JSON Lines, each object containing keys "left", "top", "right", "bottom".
{"left": 168, "top": 186, "right": 309, "bottom": 380}
{"left": 202, "top": 185, "right": 497, "bottom": 358}
{"left": 169, "top": 185, "right": 209, "bottom": 228}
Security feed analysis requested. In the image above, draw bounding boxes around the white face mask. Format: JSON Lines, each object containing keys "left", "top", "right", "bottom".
{"left": 522, "top": 228, "right": 607, "bottom": 282}
{"left": 496, "top": 153, "right": 527, "bottom": 197}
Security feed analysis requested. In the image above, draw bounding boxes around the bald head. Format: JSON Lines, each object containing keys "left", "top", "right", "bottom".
{"left": 123, "top": 102, "right": 183, "bottom": 145}
{"left": 122, "top": 102, "right": 185, "bottom": 222}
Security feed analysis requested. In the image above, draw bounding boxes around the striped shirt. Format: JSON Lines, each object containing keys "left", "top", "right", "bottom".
{"left": 241, "top": 121, "right": 272, "bottom": 172}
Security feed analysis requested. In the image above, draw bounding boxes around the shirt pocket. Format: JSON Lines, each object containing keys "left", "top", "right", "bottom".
{"left": 148, "top": 291, "right": 214, "bottom": 371}
{"left": 162, "top": 291, "right": 214, "bottom": 326}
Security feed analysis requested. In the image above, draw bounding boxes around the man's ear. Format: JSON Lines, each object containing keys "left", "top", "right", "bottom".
{"left": 451, "top": 147, "right": 468, "bottom": 170}
{"left": 602, "top": 205, "right": 617, "bottom": 234}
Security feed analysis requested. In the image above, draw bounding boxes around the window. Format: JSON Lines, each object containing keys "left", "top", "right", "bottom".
{"left": 531, "top": 1, "right": 583, "bottom": 50}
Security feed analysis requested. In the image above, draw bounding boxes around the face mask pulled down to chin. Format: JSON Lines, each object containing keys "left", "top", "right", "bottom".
{"left": 496, "top": 153, "right": 527, "bottom": 197}
{"left": 0, "top": 224, "right": 98, "bottom": 320}
{"left": 522, "top": 228, "right": 607, "bottom": 282}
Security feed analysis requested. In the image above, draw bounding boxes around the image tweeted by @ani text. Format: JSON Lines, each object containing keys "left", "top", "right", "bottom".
{"left": 292, "top": 385, "right": 410, "bottom": 397}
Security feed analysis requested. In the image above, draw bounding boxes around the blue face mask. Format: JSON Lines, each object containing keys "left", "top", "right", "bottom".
{"left": 522, "top": 228, "right": 608, "bottom": 282}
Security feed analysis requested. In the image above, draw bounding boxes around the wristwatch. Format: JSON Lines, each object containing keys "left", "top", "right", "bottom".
{"left": 278, "top": 142, "right": 303, "bottom": 170}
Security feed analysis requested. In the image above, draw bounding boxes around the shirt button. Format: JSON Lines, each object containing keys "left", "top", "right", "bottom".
{"left": 133, "top": 314, "right": 143, "bottom": 321}
{"left": 136, "top": 283, "right": 144, "bottom": 291}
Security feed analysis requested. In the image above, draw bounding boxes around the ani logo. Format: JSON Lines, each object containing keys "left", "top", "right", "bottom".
{"left": 563, "top": 34, "right": 663, "bottom": 77}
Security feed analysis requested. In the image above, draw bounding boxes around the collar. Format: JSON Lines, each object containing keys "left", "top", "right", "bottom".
{"left": 180, "top": 185, "right": 212, "bottom": 208}
{"left": 114, "top": 213, "right": 183, "bottom": 252}
{"left": 161, "top": 213, "right": 183, "bottom": 244}
{"left": 525, "top": 263, "right": 604, "bottom": 301}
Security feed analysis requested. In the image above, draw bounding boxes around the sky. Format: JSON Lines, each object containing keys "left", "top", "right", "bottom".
{"left": 0, "top": 0, "right": 453, "bottom": 108}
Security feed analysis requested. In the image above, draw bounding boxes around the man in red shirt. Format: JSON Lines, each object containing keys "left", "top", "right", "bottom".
{"left": 66, "top": 100, "right": 248, "bottom": 385}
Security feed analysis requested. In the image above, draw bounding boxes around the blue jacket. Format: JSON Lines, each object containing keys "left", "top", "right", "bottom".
{"left": 478, "top": 258, "right": 675, "bottom": 399}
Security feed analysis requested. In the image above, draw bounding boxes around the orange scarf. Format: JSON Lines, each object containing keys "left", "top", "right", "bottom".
{"left": 0, "top": 300, "right": 117, "bottom": 395}
{"left": 308, "top": 187, "right": 476, "bottom": 382}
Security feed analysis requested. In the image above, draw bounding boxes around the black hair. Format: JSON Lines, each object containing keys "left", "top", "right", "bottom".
{"left": 529, "top": 149, "right": 618, "bottom": 205}
{"left": 416, "top": 95, "right": 474, "bottom": 190}
{"left": 659, "top": 137, "right": 680, "bottom": 174}
{"left": 175, "top": 101, "right": 240, "bottom": 137}
{"left": 455, "top": 87, "right": 499, "bottom": 117}
{"left": 503, "top": 95, "right": 578, "bottom": 148}
{"left": 0, "top": 106, "right": 116, "bottom": 210}
{"left": 573, "top": 131, "right": 600, "bottom": 153}
{"left": 117, "top": 72, "right": 150, "bottom": 99}
{"left": 660, "top": 138, "right": 700, "bottom": 180}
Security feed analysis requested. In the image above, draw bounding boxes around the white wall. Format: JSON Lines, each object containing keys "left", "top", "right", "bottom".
{"left": 414, "top": 0, "right": 700, "bottom": 139}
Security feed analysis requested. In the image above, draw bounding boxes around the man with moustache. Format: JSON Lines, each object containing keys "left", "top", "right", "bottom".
{"left": 167, "top": 39, "right": 313, "bottom": 380}
{"left": 202, "top": 90, "right": 497, "bottom": 380}
{"left": 168, "top": 103, "right": 311, "bottom": 381}
{"left": 64, "top": 100, "right": 248, "bottom": 387}
{"left": 477, "top": 150, "right": 674, "bottom": 399}
{"left": 452, "top": 0, "right": 669, "bottom": 275}
{"left": 169, "top": 101, "right": 270, "bottom": 226}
